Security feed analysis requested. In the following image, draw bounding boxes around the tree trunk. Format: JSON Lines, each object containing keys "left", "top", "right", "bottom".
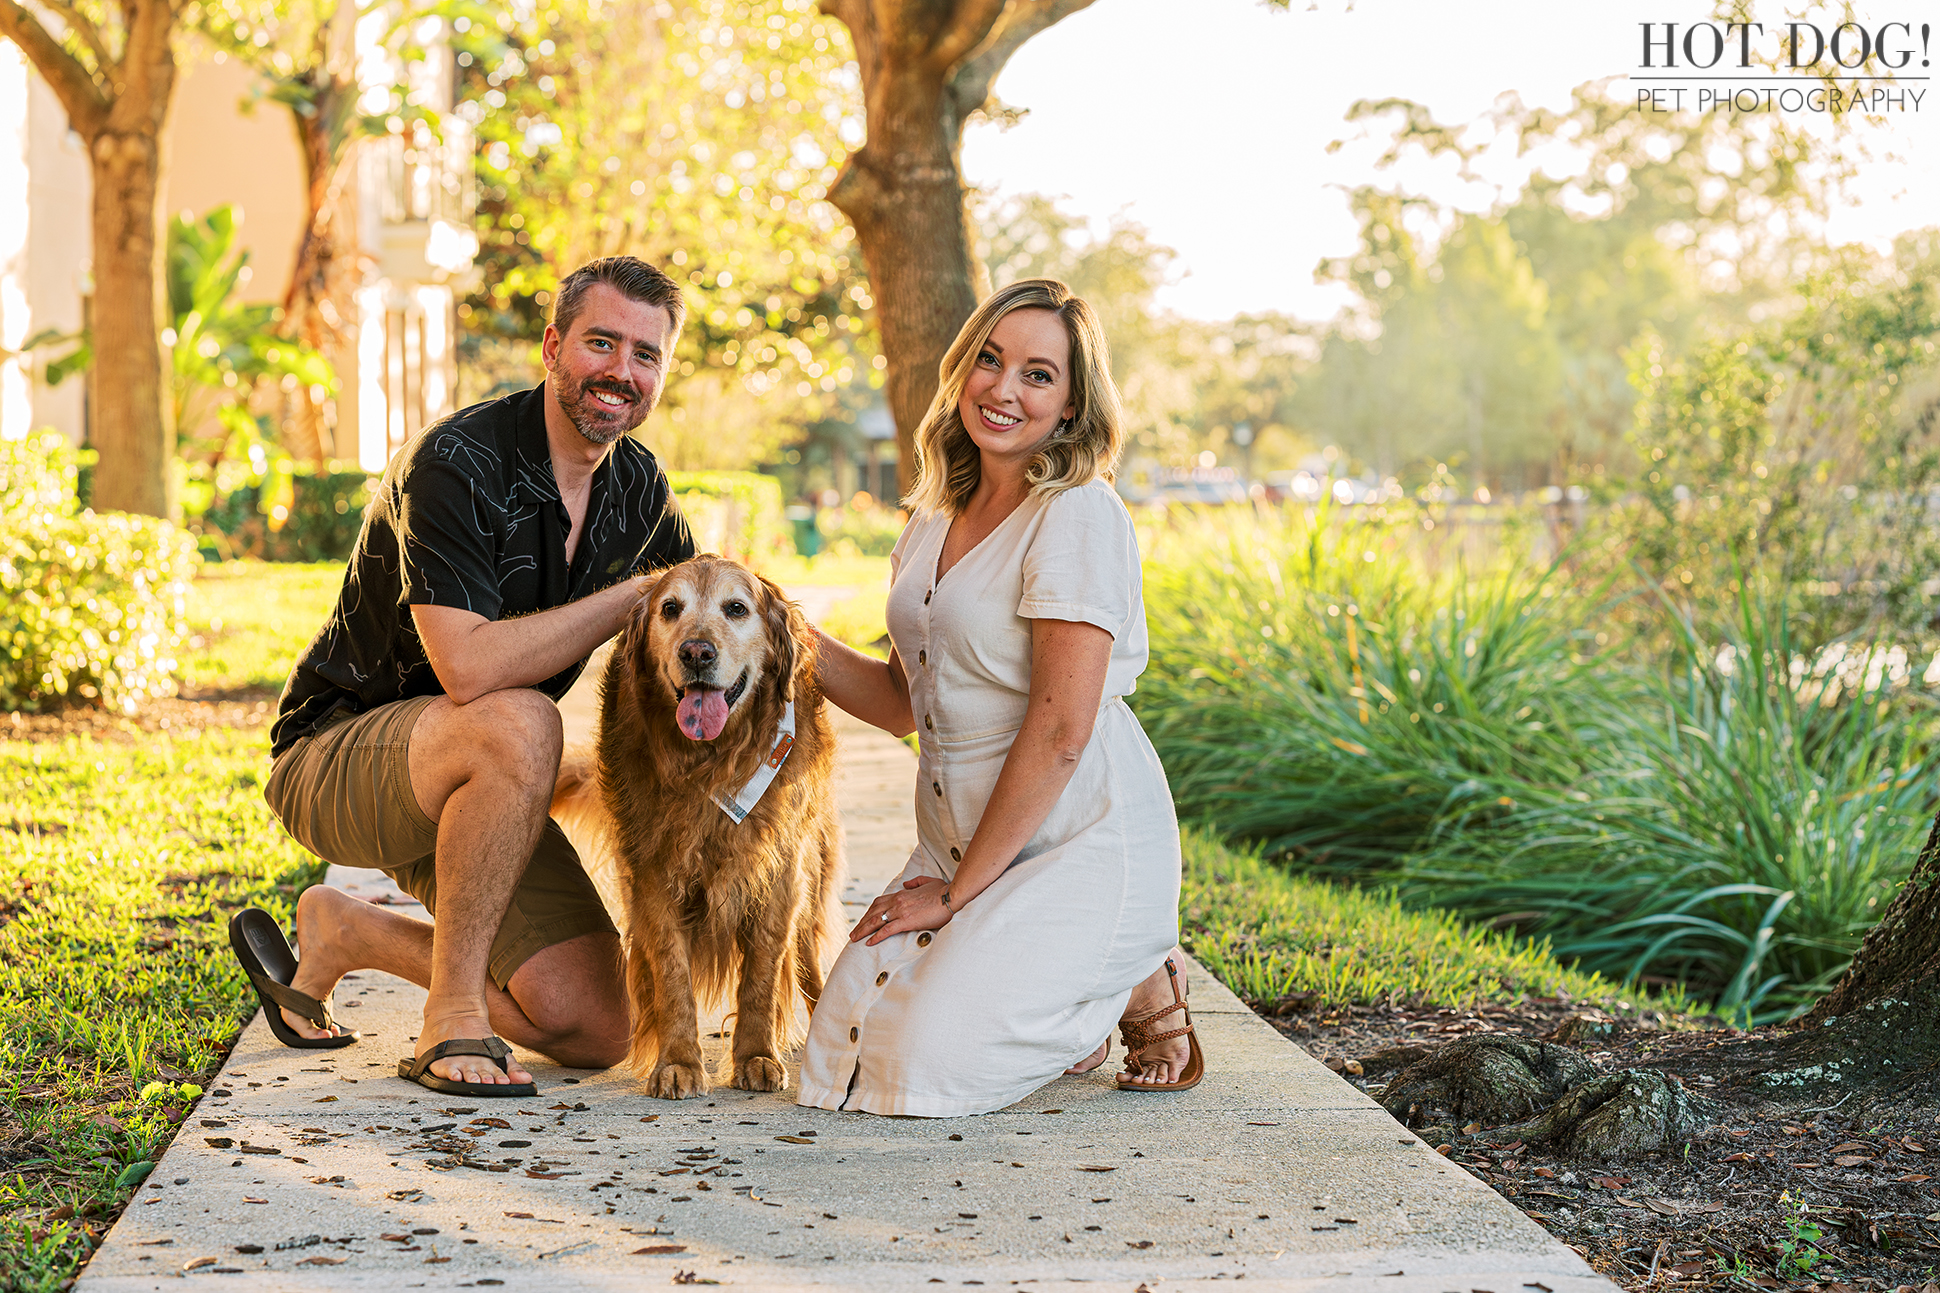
{"left": 1799, "top": 810, "right": 1940, "bottom": 1028}
{"left": 88, "top": 129, "right": 173, "bottom": 518}
{"left": 281, "top": 74, "right": 358, "bottom": 464}
{"left": 828, "top": 65, "right": 983, "bottom": 498}
{"left": 819, "top": 0, "right": 1096, "bottom": 498}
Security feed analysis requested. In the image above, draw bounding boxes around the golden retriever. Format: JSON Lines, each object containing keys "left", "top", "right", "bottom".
{"left": 552, "top": 556, "right": 842, "bottom": 1099}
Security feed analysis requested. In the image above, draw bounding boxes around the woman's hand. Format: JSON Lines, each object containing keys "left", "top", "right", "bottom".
{"left": 850, "top": 875, "right": 953, "bottom": 946}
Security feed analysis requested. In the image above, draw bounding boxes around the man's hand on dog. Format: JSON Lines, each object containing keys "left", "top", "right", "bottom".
{"left": 852, "top": 876, "right": 954, "bottom": 946}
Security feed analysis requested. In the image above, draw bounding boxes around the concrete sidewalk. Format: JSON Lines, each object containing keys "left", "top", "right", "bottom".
{"left": 79, "top": 683, "right": 1616, "bottom": 1291}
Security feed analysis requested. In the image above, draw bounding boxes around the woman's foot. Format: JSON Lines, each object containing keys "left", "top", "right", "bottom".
{"left": 1119, "top": 950, "right": 1194, "bottom": 1086}
{"left": 1064, "top": 1039, "right": 1109, "bottom": 1075}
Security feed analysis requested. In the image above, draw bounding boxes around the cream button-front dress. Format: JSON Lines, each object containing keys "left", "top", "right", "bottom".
{"left": 797, "top": 481, "right": 1182, "bottom": 1117}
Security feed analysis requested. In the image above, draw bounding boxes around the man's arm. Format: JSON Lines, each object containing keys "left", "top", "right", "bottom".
{"left": 413, "top": 577, "right": 649, "bottom": 705}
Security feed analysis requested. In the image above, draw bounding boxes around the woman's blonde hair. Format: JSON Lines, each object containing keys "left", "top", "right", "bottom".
{"left": 903, "top": 278, "right": 1125, "bottom": 517}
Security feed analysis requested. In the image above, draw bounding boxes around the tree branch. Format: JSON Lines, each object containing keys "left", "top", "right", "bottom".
{"left": 37, "top": 0, "right": 115, "bottom": 79}
{"left": 944, "top": 0, "right": 1093, "bottom": 133}
{"left": 0, "top": 0, "right": 109, "bottom": 132}
{"left": 928, "top": 0, "right": 1008, "bottom": 71}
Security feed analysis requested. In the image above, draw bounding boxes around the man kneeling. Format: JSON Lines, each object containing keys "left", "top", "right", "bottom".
{"left": 230, "top": 256, "right": 696, "bottom": 1096}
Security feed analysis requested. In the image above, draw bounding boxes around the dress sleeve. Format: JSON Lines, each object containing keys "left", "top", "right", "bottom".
{"left": 397, "top": 440, "right": 504, "bottom": 619}
{"left": 1018, "top": 486, "right": 1138, "bottom": 639}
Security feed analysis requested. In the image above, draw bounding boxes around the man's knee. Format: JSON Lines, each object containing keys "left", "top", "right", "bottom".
{"left": 446, "top": 690, "right": 564, "bottom": 789}
{"left": 510, "top": 934, "right": 630, "bottom": 1068}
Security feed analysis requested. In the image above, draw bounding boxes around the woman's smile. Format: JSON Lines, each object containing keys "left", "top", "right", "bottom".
{"left": 956, "top": 307, "right": 1076, "bottom": 464}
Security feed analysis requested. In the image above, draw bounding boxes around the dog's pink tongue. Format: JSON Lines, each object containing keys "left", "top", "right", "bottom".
{"left": 677, "top": 686, "right": 730, "bottom": 741}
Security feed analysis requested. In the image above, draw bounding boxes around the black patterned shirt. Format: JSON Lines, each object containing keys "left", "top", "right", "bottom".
{"left": 270, "top": 384, "right": 694, "bottom": 757}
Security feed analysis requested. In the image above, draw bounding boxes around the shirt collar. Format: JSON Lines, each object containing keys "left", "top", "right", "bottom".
{"left": 518, "top": 384, "right": 561, "bottom": 504}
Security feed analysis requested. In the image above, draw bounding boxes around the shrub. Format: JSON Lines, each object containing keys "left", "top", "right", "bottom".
{"left": 185, "top": 459, "right": 374, "bottom": 563}
{"left": 817, "top": 497, "right": 903, "bottom": 557}
{"left": 1136, "top": 504, "right": 1940, "bottom": 1021}
{"left": 669, "top": 470, "right": 790, "bottom": 566}
{"left": 0, "top": 432, "right": 201, "bottom": 712}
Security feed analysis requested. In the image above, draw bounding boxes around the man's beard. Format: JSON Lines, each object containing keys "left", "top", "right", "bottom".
{"left": 558, "top": 375, "right": 654, "bottom": 446}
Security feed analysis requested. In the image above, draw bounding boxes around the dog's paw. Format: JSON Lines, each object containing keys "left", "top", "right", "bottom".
{"left": 646, "top": 1060, "right": 709, "bottom": 1100}
{"left": 732, "top": 1055, "right": 788, "bottom": 1092}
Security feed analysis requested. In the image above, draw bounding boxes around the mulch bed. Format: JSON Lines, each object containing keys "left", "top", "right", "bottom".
{"left": 1260, "top": 995, "right": 1940, "bottom": 1293}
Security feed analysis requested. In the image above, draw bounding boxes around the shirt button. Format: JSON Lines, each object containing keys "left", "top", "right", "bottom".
{"left": 916, "top": 932, "right": 933, "bottom": 947}
{"left": 919, "top": 649, "right": 927, "bottom": 665}
{"left": 949, "top": 847, "right": 961, "bottom": 861}
{"left": 849, "top": 1026, "right": 859, "bottom": 1042}
{"left": 875, "top": 972, "right": 888, "bottom": 986}
{"left": 933, "top": 781, "right": 942, "bottom": 796}
{"left": 924, "top": 590, "right": 932, "bottom": 605}
{"left": 924, "top": 715, "right": 933, "bottom": 731}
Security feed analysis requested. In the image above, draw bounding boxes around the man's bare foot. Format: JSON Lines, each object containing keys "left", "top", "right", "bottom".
{"left": 1065, "top": 1040, "right": 1109, "bottom": 1075}
{"left": 1120, "top": 950, "right": 1193, "bottom": 1086}
{"left": 281, "top": 886, "right": 356, "bottom": 1041}
{"left": 416, "top": 1010, "right": 535, "bottom": 1086}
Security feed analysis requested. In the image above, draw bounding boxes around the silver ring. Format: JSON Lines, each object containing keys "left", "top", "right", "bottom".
{"left": 879, "top": 912, "right": 889, "bottom": 922}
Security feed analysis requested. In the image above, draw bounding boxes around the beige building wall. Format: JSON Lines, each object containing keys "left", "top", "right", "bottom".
{"left": 165, "top": 52, "right": 306, "bottom": 308}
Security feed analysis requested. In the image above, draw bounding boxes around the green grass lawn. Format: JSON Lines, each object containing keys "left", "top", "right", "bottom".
{"left": 0, "top": 728, "right": 325, "bottom": 1292}
{"left": 177, "top": 560, "right": 342, "bottom": 695}
{"left": 1179, "top": 828, "right": 1678, "bottom": 1013}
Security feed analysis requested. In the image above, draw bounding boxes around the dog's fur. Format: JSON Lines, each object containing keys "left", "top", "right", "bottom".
{"left": 551, "top": 556, "right": 842, "bottom": 1099}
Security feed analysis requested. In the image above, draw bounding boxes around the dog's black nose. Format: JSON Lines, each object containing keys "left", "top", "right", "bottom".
{"left": 678, "top": 639, "right": 717, "bottom": 671}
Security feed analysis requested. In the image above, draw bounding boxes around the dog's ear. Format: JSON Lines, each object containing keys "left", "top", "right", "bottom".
{"left": 626, "top": 567, "right": 677, "bottom": 682}
{"left": 757, "top": 572, "right": 811, "bottom": 705}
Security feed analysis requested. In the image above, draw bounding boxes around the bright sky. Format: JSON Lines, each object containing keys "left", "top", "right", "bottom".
{"left": 961, "top": 0, "right": 1940, "bottom": 322}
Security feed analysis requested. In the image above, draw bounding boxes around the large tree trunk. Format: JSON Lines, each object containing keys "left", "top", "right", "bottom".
{"left": 819, "top": 0, "right": 1095, "bottom": 497}
{"left": 828, "top": 67, "right": 983, "bottom": 497}
{"left": 1799, "top": 811, "right": 1940, "bottom": 1028}
{"left": 280, "top": 69, "right": 358, "bottom": 464}
{"left": 88, "top": 124, "right": 173, "bottom": 518}
{"left": 1, "top": 0, "right": 180, "bottom": 518}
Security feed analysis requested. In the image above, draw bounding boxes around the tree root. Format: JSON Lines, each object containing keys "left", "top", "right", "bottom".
{"left": 1496, "top": 1070, "right": 1707, "bottom": 1158}
{"left": 1380, "top": 1035, "right": 1598, "bottom": 1128}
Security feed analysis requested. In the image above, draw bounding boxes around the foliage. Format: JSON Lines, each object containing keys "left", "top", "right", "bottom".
{"left": 166, "top": 207, "right": 334, "bottom": 467}
{"left": 1178, "top": 828, "right": 1639, "bottom": 1011}
{"left": 816, "top": 496, "right": 901, "bottom": 557}
{"left": 668, "top": 469, "right": 790, "bottom": 566}
{"left": 0, "top": 727, "right": 327, "bottom": 1291}
{"left": 1623, "top": 231, "right": 1940, "bottom": 639}
{"left": 457, "top": 0, "right": 874, "bottom": 461}
{"left": 0, "top": 434, "right": 200, "bottom": 713}
{"left": 1135, "top": 505, "right": 1939, "bottom": 1021}
{"left": 1296, "top": 68, "right": 1882, "bottom": 488}
{"left": 187, "top": 459, "right": 374, "bottom": 563}
{"left": 176, "top": 560, "right": 343, "bottom": 695}
{"left": 978, "top": 193, "right": 1313, "bottom": 473}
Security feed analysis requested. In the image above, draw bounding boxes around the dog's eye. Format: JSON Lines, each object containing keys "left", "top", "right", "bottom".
{"left": 722, "top": 600, "right": 749, "bottom": 619}
{"left": 659, "top": 599, "right": 683, "bottom": 620}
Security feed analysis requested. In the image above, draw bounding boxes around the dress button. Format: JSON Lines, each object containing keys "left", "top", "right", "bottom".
{"left": 924, "top": 714, "right": 933, "bottom": 731}
{"left": 924, "top": 590, "right": 932, "bottom": 605}
{"left": 875, "top": 972, "right": 888, "bottom": 986}
{"left": 949, "top": 847, "right": 961, "bottom": 861}
{"left": 849, "top": 1026, "right": 859, "bottom": 1042}
{"left": 916, "top": 932, "right": 932, "bottom": 947}
{"left": 919, "top": 649, "right": 927, "bottom": 665}
{"left": 933, "top": 781, "right": 942, "bottom": 796}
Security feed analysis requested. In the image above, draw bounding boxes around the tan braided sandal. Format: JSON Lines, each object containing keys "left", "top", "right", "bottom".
{"left": 1115, "top": 957, "right": 1205, "bottom": 1092}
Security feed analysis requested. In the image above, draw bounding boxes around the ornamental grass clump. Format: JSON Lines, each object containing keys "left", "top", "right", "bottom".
{"left": 0, "top": 432, "right": 200, "bottom": 711}
{"left": 1137, "top": 504, "right": 1940, "bottom": 1023}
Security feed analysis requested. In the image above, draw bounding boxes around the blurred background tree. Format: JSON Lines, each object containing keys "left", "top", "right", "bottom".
{"left": 455, "top": 0, "right": 874, "bottom": 470}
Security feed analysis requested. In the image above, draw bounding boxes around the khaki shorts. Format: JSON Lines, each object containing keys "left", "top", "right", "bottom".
{"left": 264, "top": 694, "right": 617, "bottom": 989}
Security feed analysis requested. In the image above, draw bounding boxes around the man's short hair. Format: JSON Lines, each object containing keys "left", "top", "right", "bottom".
{"left": 551, "top": 257, "right": 686, "bottom": 341}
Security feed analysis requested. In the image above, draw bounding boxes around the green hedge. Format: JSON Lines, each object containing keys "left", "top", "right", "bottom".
{"left": 183, "top": 459, "right": 374, "bottom": 563}
{"left": 1, "top": 432, "right": 201, "bottom": 712}
{"left": 668, "top": 470, "right": 790, "bottom": 566}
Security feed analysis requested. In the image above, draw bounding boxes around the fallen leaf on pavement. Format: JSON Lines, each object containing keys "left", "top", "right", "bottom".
{"left": 632, "top": 1245, "right": 687, "bottom": 1254}
{"left": 295, "top": 1256, "right": 345, "bottom": 1266}
{"left": 1077, "top": 1165, "right": 1116, "bottom": 1172}
{"left": 774, "top": 1136, "right": 815, "bottom": 1144}
{"left": 183, "top": 1258, "right": 217, "bottom": 1271}
{"left": 241, "top": 1197, "right": 267, "bottom": 1204}
{"left": 1126, "top": 1240, "right": 1154, "bottom": 1249}
{"left": 1833, "top": 1155, "right": 1873, "bottom": 1167}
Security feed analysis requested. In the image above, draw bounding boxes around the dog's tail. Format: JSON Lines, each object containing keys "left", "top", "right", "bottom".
{"left": 549, "top": 748, "right": 629, "bottom": 938}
